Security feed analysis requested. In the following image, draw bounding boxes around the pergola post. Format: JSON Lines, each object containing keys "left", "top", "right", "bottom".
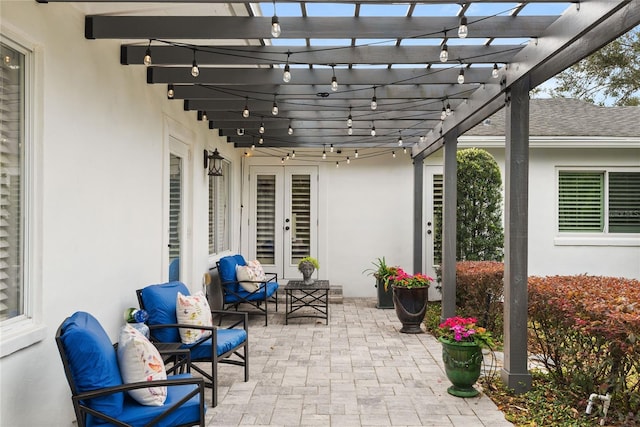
{"left": 501, "top": 77, "right": 533, "bottom": 393}
{"left": 413, "top": 153, "right": 424, "bottom": 275}
{"left": 440, "top": 130, "right": 458, "bottom": 321}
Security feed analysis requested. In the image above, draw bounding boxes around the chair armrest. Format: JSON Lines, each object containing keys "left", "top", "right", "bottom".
{"left": 74, "top": 376, "right": 205, "bottom": 401}
{"left": 210, "top": 309, "right": 248, "bottom": 330}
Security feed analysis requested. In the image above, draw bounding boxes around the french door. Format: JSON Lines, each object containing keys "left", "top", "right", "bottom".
{"left": 249, "top": 166, "right": 318, "bottom": 278}
{"left": 424, "top": 165, "right": 443, "bottom": 300}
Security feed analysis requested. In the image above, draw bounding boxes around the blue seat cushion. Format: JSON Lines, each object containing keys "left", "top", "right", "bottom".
{"left": 139, "top": 281, "right": 190, "bottom": 343}
{"left": 87, "top": 374, "right": 203, "bottom": 427}
{"left": 60, "top": 312, "right": 124, "bottom": 419}
{"left": 182, "top": 328, "right": 248, "bottom": 360}
{"left": 224, "top": 281, "right": 279, "bottom": 304}
{"left": 218, "top": 255, "right": 247, "bottom": 288}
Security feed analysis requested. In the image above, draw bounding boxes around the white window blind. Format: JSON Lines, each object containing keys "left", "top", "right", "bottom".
{"left": 558, "top": 172, "right": 604, "bottom": 232}
{"left": 256, "top": 175, "right": 276, "bottom": 264}
{"left": 290, "top": 174, "right": 311, "bottom": 264}
{"left": 433, "top": 174, "right": 443, "bottom": 265}
{"left": 609, "top": 172, "right": 640, "bottom": 233}
{"left": 0, "top": 41, "right": 24, "bottom": 321}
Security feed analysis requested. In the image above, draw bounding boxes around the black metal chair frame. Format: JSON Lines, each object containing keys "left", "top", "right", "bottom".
{"left": 136, "top": 289, "right": 249, "bottom": 407}
{"left": 214, "top": 262, "right": 279, "bottom": 326}
{"left": 55, "top": 321, "right": 206, "bottom": 427}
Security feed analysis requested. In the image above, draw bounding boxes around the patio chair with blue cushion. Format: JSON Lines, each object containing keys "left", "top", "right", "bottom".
{"left": 137, "top": 281, "right": 248, "bottom": 407}
{"left": 216, "top": 254, "right": 279, "bottom": 326}
{"left": 56, "top": 311, "right": 205, "bottom": 427}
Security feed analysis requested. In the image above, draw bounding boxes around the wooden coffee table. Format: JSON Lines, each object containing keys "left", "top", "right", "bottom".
{"left": 285, "top": 280, "right": 330, "bottom": 325}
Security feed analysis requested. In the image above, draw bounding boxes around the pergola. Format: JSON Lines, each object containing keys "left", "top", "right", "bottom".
{"left": 37, "top": 0, "right": 640, "bottom": 392}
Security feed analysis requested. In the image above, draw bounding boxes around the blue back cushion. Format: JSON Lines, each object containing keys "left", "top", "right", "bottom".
{"left": 59, "top": 312, "right": 123, "bottom": 418}
{"left": 139, "top": 281, "right": 190, "bottom": 343}
{"left": 218, "top": 255, "right": 246, "bottom": 283}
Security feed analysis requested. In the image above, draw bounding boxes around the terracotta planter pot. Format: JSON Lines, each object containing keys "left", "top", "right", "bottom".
{"left": 392, "top": 285, "right": 429, "bottom": 333}
{"left": 439, "top": 338, "right": 483, "bottom": 397}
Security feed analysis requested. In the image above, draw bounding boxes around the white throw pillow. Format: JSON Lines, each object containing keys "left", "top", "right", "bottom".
{"left": 117, "top": 324, "right": 167, "bottom": 406}
{"left": 246, "top": 259, "right": 267, "bottom": 281}
{"left": 176, "top": 291, "right": 213, "bottom": 344}
{"left": 236, "top": 265, "right": 260, "bottom": 291}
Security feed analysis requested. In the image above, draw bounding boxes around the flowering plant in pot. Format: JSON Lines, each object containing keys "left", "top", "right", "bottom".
{"left": 389, "top": 268, "right": 433, "bottom": 334}
{"left": 437, "top": 316, "right": 494, "bottom": 397}
{"left": 363, "top": 257, "right": 399, "bottom": 309}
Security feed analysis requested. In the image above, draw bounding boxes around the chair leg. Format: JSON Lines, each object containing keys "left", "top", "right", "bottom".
{"left": 244, "top": 342, "right": 249, "bottom": 382}
{"left": 212, "top": 357, "right": 218, "bottom": 407}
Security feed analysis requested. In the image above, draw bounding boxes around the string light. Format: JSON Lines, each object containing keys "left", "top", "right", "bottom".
{"left": 191, "top": 50, "right": 199, "bottom": 78}
{"left": 371, "top": 122, "right": 376, "bottom": 136}
{"left": 242, "top": 97, "right": 250, "bottom": 118}
{"left": 458, "top": 67, "right": 465, "bottom": 84}
{"left": 347, "top": 126, "right": 353, "bottom": 135}
{"left": 271, "top": 95, "right": 279, "bottom": 116}
{"left": 288, "top": 122, "right": 294, "bottom": 135}
{"left": 441, "top": 104, "right": 447, "bottom": 121}
{"left": 251, "top": 143, "right": 255, "bottom": 150}
{"left": 492, "top": 63, "right": 499, "bottom": 79}
{"left": 347, "top": 157, "right": 350, "bottom": 164}
{"left": 398, "top": 131, "right": 403, "bottom": 146}
{"left": 281, "top": 157, "right": 285, "bottom": 164}
{"left": 355, "top": 150, "right": 359, "bottom": 158}
{"left": 259, "top": 120, "right": 265, "bottom": 134}
{"left": 347, "top": 107, "right": 353, "bottom": 127}
{"left": 371, "top": 87, "right": 377, "bottom": 110}
{"left": 292, "top": 150, "right": 296, "bottom": 158}
{"left": 403, "top": 147, "right": 407, "bottom": 154}
{"left": 419, "top": 135, "right": 425, "bottom": 143}
{"left": 392, "top": 151, "right": 396, "bottom": 158}
{"left": 202, "top": 111, "right": 208, "bottom": 121}
{"left": 283, "top": 52, "right": 291, "bottom": 82}
{"left": 440, "top": 33, "right": 449, "bottom": 62}
{"left": 259, "top": 136, "right": 264, "bottom": 144}
{"left": 336, "top": 161, "right": 339, "bottom": 168}
{"left": 458, "top": 16, "right": 468, "bottom": 38}
{"left": 330, "top": 144, "right": 334, "bottom": 153}
{"left": 446, "top": 102, "right": 452, "bottom": 116}
{"left": 271, "top": 0, "right": 281, "bottom": 38}
{"left": 143, "top": 40, "right": 152, "bottom": 66}
{"left": 331, "top": 65, "right": 338, "bottom": 92}
{"left": 322, "top": 147, "right": 327, "bottom": 159}
{"left": 167, "top": 84, "right": 175, "bottom": 99}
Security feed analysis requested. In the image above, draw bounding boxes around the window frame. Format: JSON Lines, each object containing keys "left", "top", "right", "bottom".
{"left": 0, "top": 30, "right": 45, "bottom": 358}
{"left": 555, "top": 166, "right": 640, "bottom": 247}
{"left": 208, "top": 158, "right": 231, "bottom": 255}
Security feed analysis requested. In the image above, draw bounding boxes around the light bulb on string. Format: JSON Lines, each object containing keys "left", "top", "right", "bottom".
{"left": 283, "top": 51, "right": 291, "bottom": 82}
{"left": 242, "top": 97, "right": 250, "bottom": 118}
{"left": 419, "top": 135, "right": 425, "bottom": 143}
{"left": 347, "top": 157, "right": 350, "bottom": 164}
{"left": 458, "top": 67, "right": 465, "bottom": 84}
{"left": 286, "top": 153, "right": 290, "bottom": 160}
{"left": 271, "top": 95, "right": 279, "bottom": 116}
{"left": 446, "top": 102, "right": 452, "bottom": 115}
{"left": 492, "top": 63, "right": 499, "bottom": 79}
{"left": 403, "top": 147, "right": 407, "bottom": 154}
{"left": 202, "top": 111, "right": 208, "bottom": 121}
{"left": 191, "top": 50, "right": 199, "bottom": 78}
{"left": 441, "top": 105, "right": 447, "bottom": 121}
{"left": 347, "top": 107, "right": 353, "bottom": 127}
{"left": 370, "top": 87, "right": 377, "bottom": 110}
{"left": 398, "top": 131, "right": 403, "bottom": 146}
{"left": 167, "top": 84, "right": 175, "bottom": 99}
{"left": 143, "top": 40, "right": 152, "bottom": 66}
{"left": 292, "top": 150, "right": 296, "bottom": 158}
{"left": 251, "top": 143, "right": 255, "bottom": 151}
{"left": 259, "top": 121, "right": 265, "bottom": 134}
{"left": 281, "top": 158, "right": 285, "bottom": 164}
{"left": 322, "top": 148, "right": 327, "bottom": 160}
{"left": 330, "top": 144, "right": 334, "bottom": 153}
{"left": 392, "top": 151, "right": 396, "bottom": 158}
{"left": 336, "top": 162, "right": 339, "bottom": 168}
{"left": 347, "top": 126, "right": 353, "bottom": 135}
{"left": 439, "top": 36, "right": 449, "bottom": 62}
{"left": 288, "top": 122, "right": 294, "bottom": 135}
{"left": 355, "top": 150, "right": 359, "bottom": 158}
{"left": 330, "top": 65, "right": 338, "bottom": 92}
{"left": 371, "top": 122, "right": 376, "bottom": 137}
{"left": 271, "top": 0, "right": 281, "bottom": 38}
{"left": 259, "top": 136, "right": 264, "bottom": 144}
{"left": 458, "top": 16, "right": 468, "bottom": 38}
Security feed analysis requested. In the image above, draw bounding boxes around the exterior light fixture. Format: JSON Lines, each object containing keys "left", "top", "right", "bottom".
{"left": 458, "top": 16, "right": 468, "bottom": 38}
{"left": 271, "top": 0, "right": 281, "bottom": 38}
{"left": 242, "top": 97, "right": 250, "bottom": 118}
{"left": 143, "top": 40, "right": 152, "bottom": 66}
{"left": 492, "top": 63, "right": 499, "bottom": 79}
{"left": 191, "top": 50, "right": 199, "bottom": 78}
{"left": 167, "top": 84, "right": 175, "bottom": 99}
{"left": 204, "top": 148, "right": 224, "bottom": 177}
{"left": 458, "top": 67, "right": 465, "bottom": 84}
{"left": 331, "top": 65, "right": 338, "bottom": 92}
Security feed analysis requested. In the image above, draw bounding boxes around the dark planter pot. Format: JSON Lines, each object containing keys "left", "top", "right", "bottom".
{"left": 439, "top": 338, "right": 483, "bottom": 397}
{"left": 392, "top": 285, "right": 429, "bottom": 333}
{"left": 375, "top": 278, "right": 394, "bottom": 309}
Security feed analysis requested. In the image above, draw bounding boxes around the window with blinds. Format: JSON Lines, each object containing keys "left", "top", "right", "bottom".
{"left": 290, "top": 174, "right": 311, "bottom": 264}
{"left": 433, "top": 174, "right": 443, "bottom": 265}
{"left": 609, "top": 172, "right": 640, "bottom": 233}
{"left": 208, "top": 160, "right": 230, "bottom": 254}
{"left": 256, "top": 175, "right": 276, "bottom": 264}
{"left": 559, "top": 170, "right": 639, "bottom": 233}
{"left": 0, "top": 41, "right": 25, "bottom": 322}
{"left": 168, "top": 153, "right": 182, "bottom": 263}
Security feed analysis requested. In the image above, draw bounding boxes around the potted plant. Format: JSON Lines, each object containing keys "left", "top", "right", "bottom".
{"left": 389, "top": 268, "right": 433, "bottom": 334}
{"left": 298, "top": 256, "right": 319, "bottom": 285}
{"left": 363, "top": 257, "right": 398, "bottom": 309}
{"left": 437, "top": 316, "right": 495, "bottom": 397}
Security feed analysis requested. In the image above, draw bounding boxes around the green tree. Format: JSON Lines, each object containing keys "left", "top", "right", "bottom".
{"left": 455, "top": 148, "right": 504, "bottom": 261}
{"left": 549, "top": 28, "right": 639, "bottom": 106}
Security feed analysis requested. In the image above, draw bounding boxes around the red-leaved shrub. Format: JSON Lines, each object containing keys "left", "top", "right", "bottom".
{"left": 528, "top": 275, "right": 640, "bottom": 419}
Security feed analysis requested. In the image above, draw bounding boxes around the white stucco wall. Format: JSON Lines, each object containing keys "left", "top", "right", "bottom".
{"left": 0, "top": 3, "right": 242, "bottom": 425}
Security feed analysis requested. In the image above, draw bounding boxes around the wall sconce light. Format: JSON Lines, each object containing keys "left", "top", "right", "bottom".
{"left": 204, "top": 148, "right": 224, "bottom": 176}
